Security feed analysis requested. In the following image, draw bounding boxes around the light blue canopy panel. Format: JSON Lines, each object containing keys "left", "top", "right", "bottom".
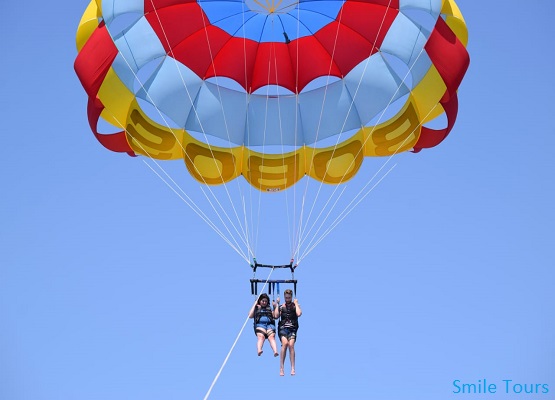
{"left": 111, "top": 17, "right": 167, "bottom": 92}
{"left": 380, "top": 12, "right": 433, "bottom": 87}
{"left": 137, "top": 57, "right": 204, "bottom": 128}
{"left": 101, "top": 0, "right": 145, "bottom": 27}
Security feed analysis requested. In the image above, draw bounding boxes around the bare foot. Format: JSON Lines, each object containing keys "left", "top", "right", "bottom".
{"left": 258, "top": 350, "right": 263, "bottom": 356}
{"left": 279, "top": 369, "right": 284, "bottom": 376}
{"left": 291, "top": 369, "right": 296, "bottom": 376}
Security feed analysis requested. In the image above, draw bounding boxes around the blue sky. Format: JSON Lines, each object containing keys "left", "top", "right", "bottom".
{"left": 1, "top": 1, "right": 554, "bottom": 399}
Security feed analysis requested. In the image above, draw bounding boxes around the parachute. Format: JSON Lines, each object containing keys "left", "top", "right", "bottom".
{"left": 75, "top": 0, "right": 469, "bottom": 193}
{"left": 74, "top": 0, "right": 469, "bottom": 265}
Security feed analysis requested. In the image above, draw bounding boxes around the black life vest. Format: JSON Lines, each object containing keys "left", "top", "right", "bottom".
{"left": 278, "top": 302, "right": 299, "bottom": 329}
{"left": 254, "top": 305, "right": 275, "bottom": 325}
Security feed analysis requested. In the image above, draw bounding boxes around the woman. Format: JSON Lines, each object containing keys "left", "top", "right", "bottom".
{"left": 248, "top": 293, "right": 279, "bottom": 357}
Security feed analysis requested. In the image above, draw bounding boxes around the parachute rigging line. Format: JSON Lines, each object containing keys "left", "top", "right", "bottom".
{"left": 91, "top": 93, "right": 252, "bottom": 261}
{"left": 241, "top": 1, "right": 258, "bottom": 261}
{"left": 298, "top": 162, "right": 397, "bottom": 264}
{"left": 293, "top": 18, "right": 438, "bottom": 262}
{"left": 291, "top": 0, "right": 350, "bottom": 260}
{"left": 293, "top": 0, "right": 395, "bottom": 260}
{"left": 106, "top": 0, "right": 258, "bottom": 260}
{"left": 297, "top": 82, "right": 448, "bottom": 264}
{"left": 269, "top": 17, "right": 296, "bottom": 259}
{"left": 143, "top": 160, "right": 250, "bottom": 262}
{"left": 111, "top": 52, "right": 253, "bottom": 259}
{"left": 147, "top": 0, "right": 255, "bottom": 253}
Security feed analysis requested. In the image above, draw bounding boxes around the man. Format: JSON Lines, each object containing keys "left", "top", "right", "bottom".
{"left": 273, "top": 289, "right": 302, "bottom": 376}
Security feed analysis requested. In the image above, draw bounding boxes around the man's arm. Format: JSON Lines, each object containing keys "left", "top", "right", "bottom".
{"left": 294, "top": 299, "right": 302, "bottom": 317}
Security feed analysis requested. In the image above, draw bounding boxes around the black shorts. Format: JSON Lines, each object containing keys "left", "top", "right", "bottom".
{"left": 278, "top": 326, "right": 297, "bottom": 341}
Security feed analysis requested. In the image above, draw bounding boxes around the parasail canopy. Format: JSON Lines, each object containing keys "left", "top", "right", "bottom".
{"left": 75, "top": 0, "right": 469, "bottom": 192}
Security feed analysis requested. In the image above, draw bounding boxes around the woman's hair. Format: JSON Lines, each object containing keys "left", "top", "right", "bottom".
{"left": 284, "top": 289, "right": 293, "bottom": 297}
{"left": 257, "top": 293, "right": 270, "bottom": 304}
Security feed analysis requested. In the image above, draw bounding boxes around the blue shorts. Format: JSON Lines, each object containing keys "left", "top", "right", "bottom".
{"left": 278, "top": 326, "right": 297, "bottom": 341}
{"left": 255, "top": 322, "right": 275, "bottom": 337}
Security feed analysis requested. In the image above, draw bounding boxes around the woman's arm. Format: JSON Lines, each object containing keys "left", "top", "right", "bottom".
{"left": 248, "top": 300, "right": 258, "bottom": 319}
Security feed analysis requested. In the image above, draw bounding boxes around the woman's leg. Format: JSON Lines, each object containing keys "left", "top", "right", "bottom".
{"left": 256, "top": 332, "right": 266, "bottom": 356}
{"left": 268, "top": 333, "right": 278, "bottom": 357}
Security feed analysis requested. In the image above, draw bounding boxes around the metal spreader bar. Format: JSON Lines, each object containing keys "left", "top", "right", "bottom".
{"left": 250, "top": 259, "right": 298, "bottom": 296}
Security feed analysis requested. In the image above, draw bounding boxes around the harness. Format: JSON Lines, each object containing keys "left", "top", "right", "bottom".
{"left": 278, "top": 302, "right": 299, "bottom": 329}
{"left": 254, "top": 305, "right": 275, "bottom": 325}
